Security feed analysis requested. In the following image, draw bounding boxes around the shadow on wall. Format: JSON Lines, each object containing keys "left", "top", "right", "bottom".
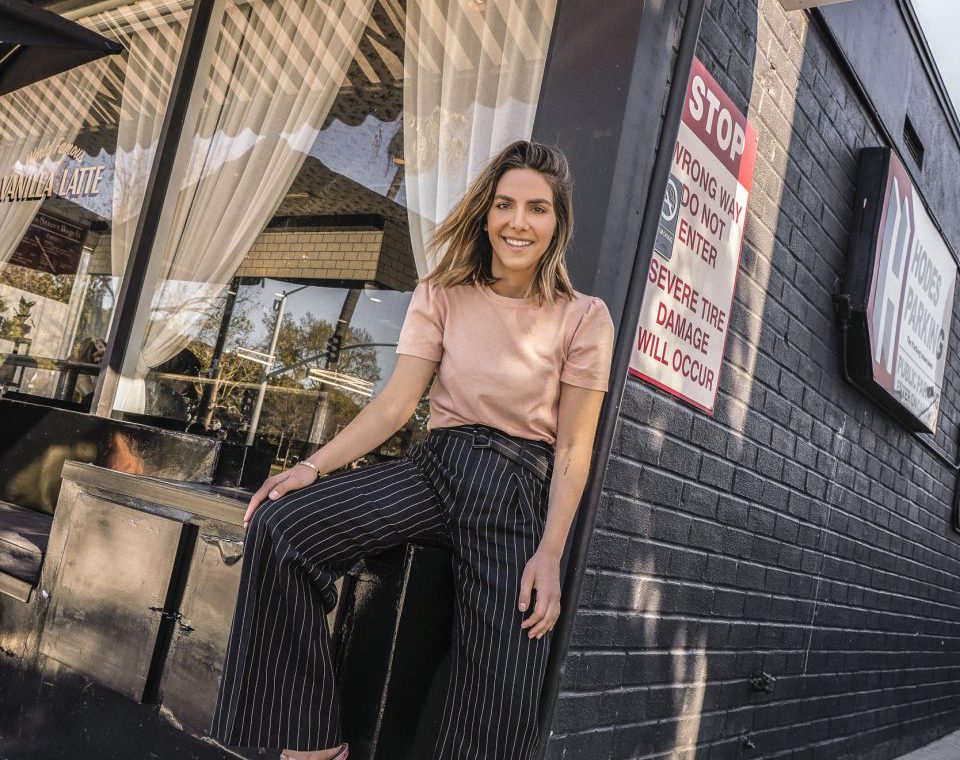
{"left": 630, "top": 557, "right": 709, "bottom": 759}
{"left": 661, "top": 1, "right": 762, "bottom": 755}
{"left": 619, "top": 0, "right": 865, "bottom": 756}
{"left": 739, "top": 3, "right": 960, "bottom": 757}
{"left": 555, "top": 0, "right": 960, "bottom": 757}
{"left": 712, "top": 5, "right": 832, "bottom": 753}
{"left": 669, "top": 0, "right": 960, "bottom": 756}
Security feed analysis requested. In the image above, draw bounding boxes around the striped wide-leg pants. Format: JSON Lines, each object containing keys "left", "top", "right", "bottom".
{"left": 209, "top": 425, "right": 554, "bottom": 759}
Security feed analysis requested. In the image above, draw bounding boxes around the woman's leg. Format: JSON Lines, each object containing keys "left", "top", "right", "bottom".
{"left": 210, "top": 454, "right": 449, "bottom": 752}
{"left": 432, "top": 449, "right": 552, "bottom": 760}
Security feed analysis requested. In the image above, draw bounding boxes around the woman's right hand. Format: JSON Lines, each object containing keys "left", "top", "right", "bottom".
{"left": 243, "top": 464, "right": 318, "bottom": 531}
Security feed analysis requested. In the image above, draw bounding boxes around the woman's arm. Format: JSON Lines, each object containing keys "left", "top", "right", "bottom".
{"left": 243, "top": 354, "right": 438, "bottom": 527}
{"left": 518, "top": 382, "right": 605, "bottom": 638}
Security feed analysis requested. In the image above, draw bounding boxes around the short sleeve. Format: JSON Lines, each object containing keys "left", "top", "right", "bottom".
{"left": 396, "top": 281, "right": 445, "bottom": 362}
{"left": 560, "top": 297, "right": 615, "bottom": 391}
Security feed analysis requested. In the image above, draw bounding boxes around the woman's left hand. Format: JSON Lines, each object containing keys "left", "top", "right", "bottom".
{"left": 518, "top": 548, "right": 562, "bottom": 639}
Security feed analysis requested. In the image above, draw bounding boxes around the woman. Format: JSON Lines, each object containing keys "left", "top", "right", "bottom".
{"left": 210, "top": 140, "right": 615, "bottom": 760}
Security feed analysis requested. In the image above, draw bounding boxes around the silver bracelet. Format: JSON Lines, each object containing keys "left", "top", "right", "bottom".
{"left": 296, "top": 460, "right": 320, "bottom": 477}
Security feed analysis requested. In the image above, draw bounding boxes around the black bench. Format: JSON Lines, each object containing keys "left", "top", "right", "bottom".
{"left": 0, "top": 396, "right": 225, "bottom": 603}
{"left": 0, "top": 501, "right": 51, "bottom": 601}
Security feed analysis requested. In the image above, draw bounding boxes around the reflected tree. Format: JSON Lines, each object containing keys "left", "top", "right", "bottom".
{"left": 186, "top": 296, "right": 386, "bottom": 451}
{"left": 187, "top": 287, "right": 259, "bottom": 431}
{"left": 0, "top": 296, "right": 36, "bottom": 350}
{"left": 0, "top": 265, "right": 73, "bottom": 303}
{"left": 184, "top": 288, "right": 429, "bottom": 460}
{"left": 264, "top": 311, "right": 382, "bottom": 453}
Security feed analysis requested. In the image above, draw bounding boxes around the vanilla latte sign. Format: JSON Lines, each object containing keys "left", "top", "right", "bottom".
{"left": 0, "top": 141, "right": 106, "bottom": 204}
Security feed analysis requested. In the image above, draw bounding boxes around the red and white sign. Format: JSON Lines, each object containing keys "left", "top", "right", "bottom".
{"left": 629, "top": 57, "right": 758, "bottom": 413}
{"left": 867, "top": 151, "right": 956, "bottom": 432}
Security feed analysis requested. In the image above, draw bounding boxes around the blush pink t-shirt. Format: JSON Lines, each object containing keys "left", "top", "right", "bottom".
{"left": 396, "top": 281, "right": 615, "bottom": 445}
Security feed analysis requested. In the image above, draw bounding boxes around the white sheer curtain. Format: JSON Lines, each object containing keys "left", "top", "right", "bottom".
{"left": 88, "top": 0, "right": 194, "bottom": 279}
{"left": 114, "top": 0, "right": 375, "bottom": 413}
{"left": 0, "top": 62, "right": 108, "bottom": 266}
{"left": 0, "top": 164, "right": 43, "bottom": 266}
{"left": 403, "top": 0, "right": 558, "bottom": 275}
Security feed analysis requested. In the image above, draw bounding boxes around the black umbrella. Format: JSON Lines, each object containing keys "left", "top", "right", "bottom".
{"left": 0, "top": 0, "right": 123, "bottom": 97}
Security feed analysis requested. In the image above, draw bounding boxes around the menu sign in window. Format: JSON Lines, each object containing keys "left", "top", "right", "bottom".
{"left": 9, "top": 212, "right": 87, "bottom": 276}
{"left": 846, "top": 148, "right": 957, "bottom": 433}
{"left": 629, "top": 56, "right": 758, "bottom": 413}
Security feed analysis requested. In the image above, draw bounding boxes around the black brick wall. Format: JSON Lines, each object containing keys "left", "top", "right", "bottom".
{"left": 547, "top": 1, "right": 960, "bottom": 758}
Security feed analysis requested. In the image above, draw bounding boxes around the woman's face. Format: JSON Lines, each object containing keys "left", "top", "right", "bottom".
{"left": 486, "top": 168, "right": 557, "bottom": 282}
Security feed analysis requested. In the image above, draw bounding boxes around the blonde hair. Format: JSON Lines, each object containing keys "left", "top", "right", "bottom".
{"left": 423, "top": 140, "right": 575, "bottom": 305}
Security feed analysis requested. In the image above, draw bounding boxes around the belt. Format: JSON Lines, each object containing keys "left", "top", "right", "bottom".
{"left": 432, "top": 424, "right": 554, "bottom": 483}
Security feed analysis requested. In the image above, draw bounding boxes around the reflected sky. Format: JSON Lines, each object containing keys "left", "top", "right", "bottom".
{"left": 77, "top": 147, "right": 115, "bottom": 220}
{"left": 912, "top": 1, "right": 960, "bottom": 119}
{"left": 310, "top": 115, "right": 406, "bottom": 206}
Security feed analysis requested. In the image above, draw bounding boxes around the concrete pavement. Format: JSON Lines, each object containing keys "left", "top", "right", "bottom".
{"left": 896, "top": 730, "right": 960, "bottom": 760}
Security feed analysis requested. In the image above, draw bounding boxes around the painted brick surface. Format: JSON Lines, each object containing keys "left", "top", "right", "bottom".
{"left": 548, "top": 2, "right": 960, "bottom": 759}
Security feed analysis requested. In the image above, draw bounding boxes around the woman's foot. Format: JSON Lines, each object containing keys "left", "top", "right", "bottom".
{"left": 280, "top": 743, "right": 347, "bottom": 760}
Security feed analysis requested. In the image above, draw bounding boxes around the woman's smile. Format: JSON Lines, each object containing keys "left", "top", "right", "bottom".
{"left": 502, "top": 236, "right": 534, "bottom": 250}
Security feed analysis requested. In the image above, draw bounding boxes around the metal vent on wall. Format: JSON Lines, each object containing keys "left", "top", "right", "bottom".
{"left": 903, "top": 114, "right": 925, "bottom": 170}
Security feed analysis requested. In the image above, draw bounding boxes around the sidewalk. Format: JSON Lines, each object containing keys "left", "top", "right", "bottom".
{"left": 896, "top": 730, "right": 960, "bottom": 760}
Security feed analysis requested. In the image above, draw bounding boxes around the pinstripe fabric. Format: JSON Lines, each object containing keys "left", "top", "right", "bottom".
{"left": 210, "top": 425, "right": 553, "bottom": 759}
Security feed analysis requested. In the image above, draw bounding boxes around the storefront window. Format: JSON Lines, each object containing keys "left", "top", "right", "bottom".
{"left": 118, "top": 0, "right": 557, "bottom": 465}
{"left": 0, "top": 0, "right": 192, "bottom": 408}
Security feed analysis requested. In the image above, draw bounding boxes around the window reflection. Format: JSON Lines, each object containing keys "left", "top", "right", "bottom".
{"left": 0, "top": 0, "right": 192, "bottom": 407}
{"left": 123, "top": 0, "right": 556, "bottom": 469}
{"left": 168, "top": 279, "right": 418, "bottom": 468}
